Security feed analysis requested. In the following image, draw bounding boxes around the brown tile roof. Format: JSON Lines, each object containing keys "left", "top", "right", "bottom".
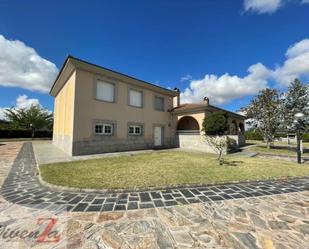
{"left": 171, "top": 103, "right": 246, "bottom": 119}
{"left": 170, "top": 103, "right": 207, "bottom": 112}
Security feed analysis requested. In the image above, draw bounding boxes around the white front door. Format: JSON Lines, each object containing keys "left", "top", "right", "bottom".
{"left": 154, "top": 126, "right": 163, "bottom": 146}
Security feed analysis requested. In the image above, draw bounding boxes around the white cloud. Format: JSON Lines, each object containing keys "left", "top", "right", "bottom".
{"left": 180, "top": 74, "right": 193, "bottom": 82}
{"left": 272, "top": 39, "right": 309, "bottom": 85}
{"left": 244, "top": 0, "right": 283, "bottom": 14}
{"left": 15, "top": 95, "right": 40, "bottom": 109}
{"left": 181, "top": 38, "right": 309, "bottom": 105}
{"left": 0, "top": 95, "right": 42, "bottom": 120}
{"left": 181, "top": 63, "right": 270, "bottom": 105}
{"left": 0, "top": 35, "right": 58, "bottom": 93}
{"left": 301, "top": 0, "right": 309, "bottom": 3}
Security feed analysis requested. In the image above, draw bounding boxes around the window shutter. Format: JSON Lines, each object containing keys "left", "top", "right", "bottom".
{"left": 96, "top": 81, "right": 115, "bottom": 102}
{"left": 129, "top": 90, "right": 142, "bottom": 107}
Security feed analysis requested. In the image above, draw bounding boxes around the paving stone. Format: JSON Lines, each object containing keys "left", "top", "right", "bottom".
{"left": 1, "top": 142, "right": 308, "bottom": 216}
{"left": 164, "top": 200, "right": 178, "bottom": 206}
{"left": 269, "top": 220, "right": 289, "bottom": 230}
{"left": 127, "top": 202, "right": 138, "bottom": 210}
{"left": 114, "top": 204, "right": 126, "bottom": 211}
{"left": 162, "top": 194, "right": 174, "bottom": 200}
{"left": 233, "top": 232, "right": 259, "bottom": 249}
{"left": 139, "top": 192, "right": 151, "bottom": 202}
{"left": 73, "top": 203, "right": 89, "bottom": 212}
{"left": 154, "top": 200, "right": 164, "bottom": 207}
{"left": 172, "top": 231, "right": 194, "bottom": 247}
{"left": 176, "top": 198, "right": 189, "bottom": 204}
{"left": 294, "top": 224, "right": 309, "bottom": 234}
{"left": 83, "top": 205, "right": 98, "bottom": 212}
{"left": 209, "top": 195, "right": 224, "bottom": 201}
{"left": 139, "top": 203, "right": 154, "bottom": 209}
{"left": 102, "top": 203, "right": 114, "bottom": 211}
{"left": 179, "top": 189, "right": 194, "bottom": 198}
{"left": 150, "top": 192, "right": 162, "bottom": 199}
{"left": 92, "top": 198, "right": 105, "bottom": 205}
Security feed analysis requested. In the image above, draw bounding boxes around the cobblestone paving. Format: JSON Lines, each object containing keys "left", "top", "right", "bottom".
{"left": 1, "top": 142, "right": 309, "bottom": 213}
{"left": 0, "top": 142, "right": 22, "bottom": 186}
{"left": 0, "top": 142, "right": 309, "bottom": 248}
{"left": 0, "top": 191, "right": 308, "bottom": 248}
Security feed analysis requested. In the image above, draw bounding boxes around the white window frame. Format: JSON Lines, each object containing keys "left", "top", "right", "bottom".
{"left": 128, "top": 89, "right": 143, "bottom": 108}
{"left": 96, "top": 80, "right": 115, "bottom": 103}
{"left": 95, "top": 123, "right": 113, "bottom": 135}
{"left": 128, "top": 125, "right": 143, "bottom": 135}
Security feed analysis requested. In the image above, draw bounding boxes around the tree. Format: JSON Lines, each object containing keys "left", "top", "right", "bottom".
{"left": 241, "top": 88, "right": 282, "bottom": 149}
{"left": 202, "top": 113, "right": 230, "bottom": 164}
{"left": 282, "top": 79, "right": 309, "bottom": 131}
{"left": 205, "top": 136, "right": 227, "bottom": 164}
{"left": 4, "top": 104, "right": 53, "bottom": 138}
{"left": 202, "top": 113, "right": 229, "bottom": 135}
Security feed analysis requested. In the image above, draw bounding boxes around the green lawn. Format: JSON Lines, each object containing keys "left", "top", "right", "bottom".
{"left": 247, "top": 140, "right": 309, "bottom": 147}
{"left": 39, "top": 151, "right": 309, "bottom": 190}
{"left": 248, "top": 145, "right": 309, "bottom": 157}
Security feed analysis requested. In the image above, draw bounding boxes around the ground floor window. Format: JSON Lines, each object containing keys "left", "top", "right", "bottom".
{"left": 128, "top": 125, "right": 143, "bottom": 135}
{"left": 95, "top": 123, "right": 113, "bottom": 135}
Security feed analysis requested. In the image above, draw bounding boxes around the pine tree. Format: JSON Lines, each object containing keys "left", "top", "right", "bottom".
{"left": 283, "top": 79, "right": 309, "bottom": 130}
{"left": 241, "top": 88, "right": 282, "bottom": 149}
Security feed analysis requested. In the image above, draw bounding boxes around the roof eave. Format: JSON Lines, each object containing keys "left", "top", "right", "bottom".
{"left": 50, "top": 55, "right": 177, "bottom": 97}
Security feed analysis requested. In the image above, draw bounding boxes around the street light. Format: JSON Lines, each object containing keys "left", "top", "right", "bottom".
{"left": 294, "top": 112, "right": 305, "bottom": 164}
{"left": 29, "top": 123, "right": 34, "bottom": 140}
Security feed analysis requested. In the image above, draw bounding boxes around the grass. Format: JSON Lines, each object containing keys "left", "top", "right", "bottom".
{"left": 248, "top": 145, "right": 309, "bottom": 157}
{"left": 247, "top": 140, "right": 309, "bottom": 147}
{"left": 246, "top": 140, "right": 309, "bottom": 157}
{"left": 39, "top": 151, "right": 309, "bottom": 190}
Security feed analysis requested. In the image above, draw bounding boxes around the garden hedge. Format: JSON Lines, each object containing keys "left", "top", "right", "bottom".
{"left": 0, "top": 130, "right": 52, "bottom": 138}
{"left": 244, "top": 130, "right": 263, "bottom": 140}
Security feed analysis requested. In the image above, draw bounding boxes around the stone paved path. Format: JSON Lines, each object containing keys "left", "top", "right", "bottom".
{"left": 1, "top": 142, "right": 309, "bottom": 213}
{"left": 0, "top": 141, "right": 309, "bottom": 248}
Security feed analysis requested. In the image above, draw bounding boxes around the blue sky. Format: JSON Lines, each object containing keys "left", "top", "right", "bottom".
{"left": 0, "top": 0, "right": 309, "bottom": 118}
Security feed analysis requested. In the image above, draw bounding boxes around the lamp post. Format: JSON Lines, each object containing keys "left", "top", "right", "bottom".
{"left": 29, "top": 123, "right": 34, "bottom": 140}
{"left": 294, "top": 112, "right": 305, "bottom": 164}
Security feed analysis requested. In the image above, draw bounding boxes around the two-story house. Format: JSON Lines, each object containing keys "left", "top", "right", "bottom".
{"left": 50, "top": 56, "right": 245, "bottom": 156}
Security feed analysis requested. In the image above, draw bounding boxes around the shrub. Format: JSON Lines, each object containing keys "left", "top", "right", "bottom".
{"left": 303, "top": 133, "right": 309, "bottom": 142}
{"left": 245, "top": 130, "right": 263, "bottom": 140}
{"left": 202, "top": 113, "right": 228, "bottom": 135}
{"left": 0, "top": 130, "right": 52, "bottom": 139}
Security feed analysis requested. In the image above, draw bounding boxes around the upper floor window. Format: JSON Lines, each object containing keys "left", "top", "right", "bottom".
{"left": 154, "top": 96, "right": 164, "bottom": 111}
{"left": 95, "top": 123, "right": 113, "bottom": 135}
{"left": 96, "top": 80, "right": 115, "bottom": 102}
{"left": 129, "top": 89, "right": 143, "bottom": 107}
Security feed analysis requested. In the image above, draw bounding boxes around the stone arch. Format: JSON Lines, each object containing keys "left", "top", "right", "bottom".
{"left": 177, "top": 116, "right": 200, "bottom": 131}
{"left": 239, "top": 122, "right": 244, "bottom": 133}
{"left": 231, "top": 120, "right": 238, "bottom": 134}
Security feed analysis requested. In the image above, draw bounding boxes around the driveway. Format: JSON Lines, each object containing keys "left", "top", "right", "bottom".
{"left": 0, "top": 141, "right": 308, "bottom": 248}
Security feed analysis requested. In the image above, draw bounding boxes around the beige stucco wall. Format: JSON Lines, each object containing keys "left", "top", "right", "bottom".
{"left": 71, "top": 69, "right": 174, "bottom": 154}
{"left": 52, "top": 71, "right": 76, "bottom": 154}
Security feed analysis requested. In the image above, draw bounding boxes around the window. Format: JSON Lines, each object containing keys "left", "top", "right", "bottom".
{"left": 95, "top": 123, "right": 113, "bottom": 135}
{"left": 128, "top": 125, "right": 142, "bottom": 135}
{"left": 96, "top": 80, "right": 115, "bottom": 102}
{"left": 154, "top": 96, "right": 164, "bottom": 111}
{"left": 129, "top": 89, "right": 142, "bottom": 107}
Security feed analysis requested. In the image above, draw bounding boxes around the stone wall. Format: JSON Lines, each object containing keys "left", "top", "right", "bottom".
{"left": 72, "top": 137, "right": 173, "bottom": 156}
{"left": 175, "top": 133, "right": 245, "bottom": 154}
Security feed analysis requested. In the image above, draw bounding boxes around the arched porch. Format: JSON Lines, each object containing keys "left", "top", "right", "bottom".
{"left": 176, "top": 116, "right": 200, "bottom": 134}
